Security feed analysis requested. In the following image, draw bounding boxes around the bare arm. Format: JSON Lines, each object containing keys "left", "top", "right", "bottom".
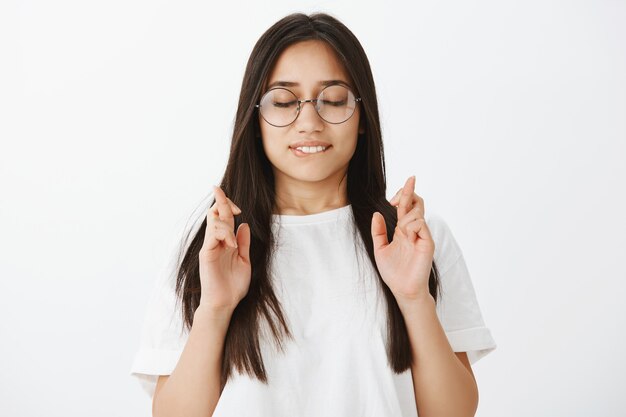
{"left": 398, "top": 294, "right": 479, "bottom": 417}
{"left": 151, "top": 185, "right": 249, "bottom": 416}
{"left": 152, "top": 305, "right": 233, "bottom": 417}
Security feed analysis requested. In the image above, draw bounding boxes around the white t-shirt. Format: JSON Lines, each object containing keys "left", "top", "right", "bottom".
{"left": 130, "top": 205, "right": 497, "bottom": 416}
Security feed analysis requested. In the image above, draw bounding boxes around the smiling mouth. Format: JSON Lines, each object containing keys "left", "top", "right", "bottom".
{"left": 289, "top": 145, "right": 332, "bottom": 157}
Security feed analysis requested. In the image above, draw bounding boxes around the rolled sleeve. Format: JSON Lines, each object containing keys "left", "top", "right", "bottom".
{"left": 428, "top": 213, "right": 497, "bottom": 365}
{"left": 129, "top": 274, "right": 189, "bottom": 397}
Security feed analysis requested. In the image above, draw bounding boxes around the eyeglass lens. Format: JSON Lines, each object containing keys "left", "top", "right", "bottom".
{"left": 258, "top": 85, "right": 357, "bottom": 126}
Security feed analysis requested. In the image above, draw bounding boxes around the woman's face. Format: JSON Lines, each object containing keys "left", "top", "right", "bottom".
{"left": 258, "top": 39, "right": 364, "bottom": 184}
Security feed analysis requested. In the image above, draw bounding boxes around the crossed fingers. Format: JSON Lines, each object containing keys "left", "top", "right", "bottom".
{"left": 204, "top": 185, "right": 242, "bottom": 249}
{"left": 388, "top": 176, "right": 425, "bottom": 242}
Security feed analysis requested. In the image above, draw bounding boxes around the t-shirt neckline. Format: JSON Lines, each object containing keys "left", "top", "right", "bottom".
{"left": 271, "top": 204, "right": 352, "bottom": 225}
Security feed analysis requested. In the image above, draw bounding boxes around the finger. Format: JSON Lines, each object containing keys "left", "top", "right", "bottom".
{"left": 210, "top": 199, "right": 241, "bottom": 217}
{"left": 389, "top": 188, "right": 403, "bottom": 204}
{"left": 213, "top": 185, "right": 235, "bottom": 228}
{"left": 397, "top": 205, "right": 425, "bottom": 230}
{"left": 202, "top": 217, "right": 237, "bottom": 250}
{"left": 397, "top": 176, "right": 416, "bottom": 220}
{"left": 405, "top": 218, "right": 433, "bottom": 243}
{"left": 405, "top": 220, "right": 419, "bottom": 243}
{"left": 202, "top": 215, "right": 223, "bottom": 251}
{"left": 212, "top": 219, "right": 239, "bottom": 248}
{"left": 224, "top": 195, "right": 242, "bottom": 213}
{"left": 371, "top": 212, "right": 389, "bottom": 251}
{"left": 236, "top": 223, "right": 251, "bottom": 263}
{"left": 203, "top": 195, "right": 223, "bottom": 251}
{"left": 405, "top": 227, "right": 417, "bottom": 243}
{"left": 228, "top": 199, "right": 242, "bottom": 214}
{"left": 390, "top": 192, "right": 423, "bottom": 213}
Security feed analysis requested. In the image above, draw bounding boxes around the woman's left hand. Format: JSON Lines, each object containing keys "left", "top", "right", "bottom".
{"left": 371, "top": 175, "right": 435, "bottom": 304}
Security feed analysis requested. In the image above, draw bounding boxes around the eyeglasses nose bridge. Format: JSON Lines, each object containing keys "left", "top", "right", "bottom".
{"left": 297, "top": 98, "right": 320, "bottom": 113}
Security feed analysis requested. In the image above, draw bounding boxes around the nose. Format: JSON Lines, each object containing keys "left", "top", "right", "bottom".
{"left": 294, "top": 99, "right": 324, "bottom": 132}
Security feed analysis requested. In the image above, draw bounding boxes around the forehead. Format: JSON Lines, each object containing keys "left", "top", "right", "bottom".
{"left": 265, "top": 40, "right": 352, "bottom": 89}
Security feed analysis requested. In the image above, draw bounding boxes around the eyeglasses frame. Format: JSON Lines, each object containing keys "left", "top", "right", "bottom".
{"left": 254, "top": 84, "right": 363, "bottom": 127}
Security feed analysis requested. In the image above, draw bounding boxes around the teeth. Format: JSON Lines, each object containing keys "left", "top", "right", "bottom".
{"left": 295, "top": 146, "right": 327, "bottom": 153}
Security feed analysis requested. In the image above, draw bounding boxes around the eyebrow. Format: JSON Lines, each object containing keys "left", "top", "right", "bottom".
{"left": 266, "top": 79, "right": 351, "bottom": 89}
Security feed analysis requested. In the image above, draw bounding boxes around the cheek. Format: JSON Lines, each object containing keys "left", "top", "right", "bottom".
{"left": 328, "top": 135, "right": 358, "bottom": 162}
{"left": 260, "top": 138, "right": 278, "bottom": 159}
{"left": 258, "top": 120, "right": 277, "bottom": 153}
{"left": 260, "top": 133, "right": 288, "bottom": 164}
{"left": 335, "top": 123, "right": 360, "bottom": 152}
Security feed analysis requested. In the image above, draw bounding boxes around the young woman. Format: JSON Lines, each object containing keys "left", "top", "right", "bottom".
{"left": 131, "top": 12, "right": 497, "bottom": 417}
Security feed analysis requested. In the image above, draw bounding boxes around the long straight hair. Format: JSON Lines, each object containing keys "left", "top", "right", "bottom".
{"left": 174, "top": 12, "right": 441, "bottom": 391}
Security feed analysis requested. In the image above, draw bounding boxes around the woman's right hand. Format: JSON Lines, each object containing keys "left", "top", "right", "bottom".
{"left": 198, "top": 185, "right": 251, "bottom": 313}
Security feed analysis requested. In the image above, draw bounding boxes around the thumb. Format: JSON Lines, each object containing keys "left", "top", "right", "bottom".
{"left": 371, "top": 212, "right": 389, "bottom": 251}
{"left": 236, "top": 223, "right": 251, "bottom": 263}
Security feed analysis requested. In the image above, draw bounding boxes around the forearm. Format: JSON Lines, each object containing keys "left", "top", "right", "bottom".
{"left": 397, "top": 294, "right": 478, "bottom": 417}
{"left": 153, "top": 305, "right": 233, "bottom": 417}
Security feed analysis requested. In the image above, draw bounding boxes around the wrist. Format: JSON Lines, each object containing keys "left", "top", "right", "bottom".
{"left": 194, "top": 303, "right": 235, "bottom": 325}
{"left": 395, "top": 291, "right": 435, "bottom": 313}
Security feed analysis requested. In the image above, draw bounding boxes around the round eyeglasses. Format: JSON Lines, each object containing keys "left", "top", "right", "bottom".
{"left": 255, "top": 84, "right": 362, "bottom": 127}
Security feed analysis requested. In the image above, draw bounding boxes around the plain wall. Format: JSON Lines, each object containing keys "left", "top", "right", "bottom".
{"left": 1, "top": 0, "right": 625, "bottom": 416}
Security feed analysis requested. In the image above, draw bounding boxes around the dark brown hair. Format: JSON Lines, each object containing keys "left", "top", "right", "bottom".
{"left": 174, "top": 11, "right": 441, "bottom": 391}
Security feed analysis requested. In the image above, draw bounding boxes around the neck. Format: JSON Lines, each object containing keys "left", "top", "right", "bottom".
{"left": 272, "top": 170, "right": 349, "bottom": 215}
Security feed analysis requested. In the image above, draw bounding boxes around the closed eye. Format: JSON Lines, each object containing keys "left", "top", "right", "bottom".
{"left": 321, "top": 100, "right": 347, "bottom": 106}
{"left": 273, "top": 100, "right": 298, "bottom": 108}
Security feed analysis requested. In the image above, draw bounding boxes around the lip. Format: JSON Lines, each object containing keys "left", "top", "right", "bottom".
{"left": 290, "top": 145, "right": 332, "bottom": 157}
{"left": 289, "top": 140, "right": 331, "bottom": 148}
